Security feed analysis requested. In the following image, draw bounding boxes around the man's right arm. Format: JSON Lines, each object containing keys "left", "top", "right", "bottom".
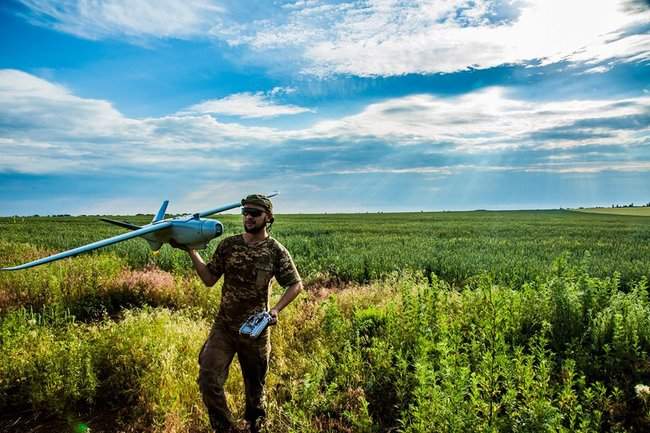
{"left": 187, "top": 249, "right": 220, "bottom": 286}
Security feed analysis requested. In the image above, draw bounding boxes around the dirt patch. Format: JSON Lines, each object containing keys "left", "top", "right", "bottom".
{"left": 303, "top": 276, "right": 361, "bottom": 300}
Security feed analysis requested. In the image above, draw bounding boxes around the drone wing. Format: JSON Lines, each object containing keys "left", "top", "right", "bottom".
{"left": 197, "top": 192, "right": 279, "bottom": 217}
{"left": 1, "top": 221, "right": 172, "bottom": 271}
{"left": 197, "top": 201, "right": 242, "bottom": 218}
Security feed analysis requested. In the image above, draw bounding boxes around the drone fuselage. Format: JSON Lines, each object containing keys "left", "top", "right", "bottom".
{"left": 143, "top": 217, "right": 224, "bottom": 250}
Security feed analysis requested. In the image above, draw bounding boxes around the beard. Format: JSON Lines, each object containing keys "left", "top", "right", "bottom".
{"left": 244, "top": 220, "right": 266, "bottom": 234}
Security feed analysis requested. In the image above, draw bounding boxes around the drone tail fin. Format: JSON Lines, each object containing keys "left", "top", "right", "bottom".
{"left": 100, "top": 218, "right": 142, "bottom": 231}
{"left": 152, "top": 200, "right": 169, "bottom": 223}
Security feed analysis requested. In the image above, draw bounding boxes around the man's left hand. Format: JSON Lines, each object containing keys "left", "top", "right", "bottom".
{"left": 269, "top": 308, "right": 279, "bottom": 325}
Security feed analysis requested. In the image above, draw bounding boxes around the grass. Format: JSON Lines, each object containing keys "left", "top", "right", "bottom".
{"left": 2, "top": 210, "right": 650, "bottom": 288}
{"left": 1, "top": 210, "right": 650, "bottom": 432}
{"left": 2, "top": 268, "right": 649, "bottom": 432}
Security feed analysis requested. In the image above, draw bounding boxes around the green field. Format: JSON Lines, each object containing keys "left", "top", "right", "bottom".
{"left": 1, "top": 211, "right": 649, "bottom": 432}
{"left": 2, "top": 210, "right": 650, "bottom": 288}
{"left": 576, "top": 207, "right": 650, "bottom": 217}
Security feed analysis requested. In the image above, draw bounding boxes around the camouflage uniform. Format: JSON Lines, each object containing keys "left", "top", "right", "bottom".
{"left": 198, "top": 234, "right": 301, "bottom": 432}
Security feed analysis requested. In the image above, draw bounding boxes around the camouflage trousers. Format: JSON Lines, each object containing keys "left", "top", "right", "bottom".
{"left": 198, "top": 321, "right": 271, "bottom": 432}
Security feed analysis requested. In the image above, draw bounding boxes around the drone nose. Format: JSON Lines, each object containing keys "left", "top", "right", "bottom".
{"left": 201, "top": 220, "right": 223, "bottom": 238}
{"left": 212, "top": 220, "right": 224, "bottom": 237}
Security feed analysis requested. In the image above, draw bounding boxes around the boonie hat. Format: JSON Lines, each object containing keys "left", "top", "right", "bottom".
{"left": 241, "top": 194, "right": 273, "bottom": 214}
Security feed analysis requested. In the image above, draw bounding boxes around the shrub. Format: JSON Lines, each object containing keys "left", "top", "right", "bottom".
{"left": 0, "top": 308, "right": 96, "bottom": 414}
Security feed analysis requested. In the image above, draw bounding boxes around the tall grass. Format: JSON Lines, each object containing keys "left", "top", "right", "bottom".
{"left": 2, "top": 264, "right": 648, "bottom": 432}
{"left": 0, "top": 247, "right": 223, "bottom": 320}
{"left": 1, "top": 211, "right": 649, "bottom": 432}
{"left": 0, "top": 308, "right": 211, "bottom": 432}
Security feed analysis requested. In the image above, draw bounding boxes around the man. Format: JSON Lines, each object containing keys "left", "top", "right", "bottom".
{"left": 183, "top": 194, "right": 302, "bottom": 433}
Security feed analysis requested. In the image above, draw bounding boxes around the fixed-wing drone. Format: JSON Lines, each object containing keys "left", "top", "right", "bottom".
{"left": 1, "top": 194, "right": 276, "bottom": 271}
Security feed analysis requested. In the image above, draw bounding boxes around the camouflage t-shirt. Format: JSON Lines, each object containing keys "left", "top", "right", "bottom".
{"left": 207, "top": 234, "right": 301, "bottom": 329}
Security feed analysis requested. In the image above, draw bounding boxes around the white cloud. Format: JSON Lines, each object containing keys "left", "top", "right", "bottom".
{"left": 183, "top": 90, "right": 314, "bottom": 118}
{"left": 523, "top": 161, "right": 650, "bottom": 174}
{"left": 305, "top": 161, "right": 650, "bottom": 177}
{"left": 0, "top": 69, "right": 147, "bottom": 173}
{"left": 16, "top": 1, "right": 650, "bottom": 76}
{"left": 323, "top": 166, "right": 455, "bottom": 175}
{"left": 0, "top": 70, "right": 278, "bottom": 173}
{"left": 17, "top": 0, "right": 223, "bottom": 40}
{"left": 216, "top": 0, "right": 650, "bottom": 76}
{"left": 583, "top": 65, "right": 613, "bottom": 74}
{"left": 1, "top": 70, "right": 649, "bottom": 179}
{"left": 299, "top": 87, "right": 650, "bottom": 152}
{"left": 0, "top": 69, "right": 131, "bottom": 132}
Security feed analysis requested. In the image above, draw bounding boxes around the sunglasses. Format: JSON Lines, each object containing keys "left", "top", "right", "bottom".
{"left": 241, "top": 207, "right": 265, "bottom": 217}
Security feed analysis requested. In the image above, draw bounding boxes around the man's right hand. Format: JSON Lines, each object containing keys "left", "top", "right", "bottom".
{"left": 185, "top": 248, "right": 219, "bottom": 286}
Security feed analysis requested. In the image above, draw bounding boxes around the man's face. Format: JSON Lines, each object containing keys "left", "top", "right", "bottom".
{"left": 242, "top": 204, "right": 269, "bottom": 234}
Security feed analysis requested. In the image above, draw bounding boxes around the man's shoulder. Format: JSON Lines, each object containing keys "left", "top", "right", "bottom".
{"left": 214, "top": 234, "right": 244, "bottom": 254}
{"left": 219, "top": 234, "right": 244, "bottom": 246}
{"left": 246, "top": 237, "right": 291, "bottom": 261}
{"left": 267, "top": 236, "right": 289, "bottom": 252}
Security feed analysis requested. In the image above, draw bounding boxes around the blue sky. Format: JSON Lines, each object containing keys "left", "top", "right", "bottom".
{"left": 1, "top": 0, "right": 649, "bottom": 214}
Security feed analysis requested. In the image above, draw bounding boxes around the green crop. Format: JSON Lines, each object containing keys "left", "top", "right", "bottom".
{"left": 1, "top": 210, "right": 649, "bottom": 288}
{"left": 0, "top": 211, "right": 649, "bottom": 432}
